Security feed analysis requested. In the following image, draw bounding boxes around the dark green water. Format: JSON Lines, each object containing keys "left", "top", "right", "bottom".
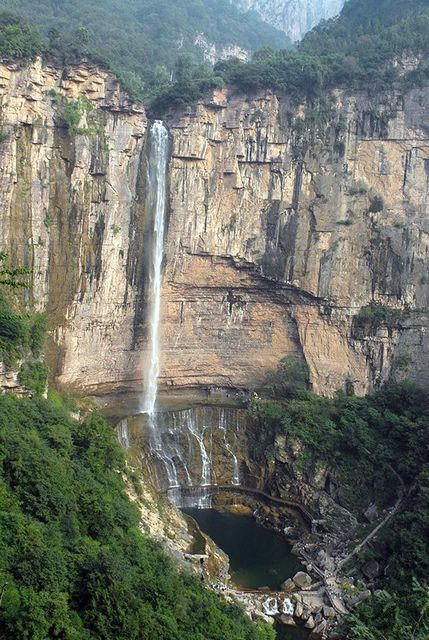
{"left": 275, "top": 624, "right": 310, "bottom": 640}
{"left": 183, "top": 508, "right": 302, "bottom": 590}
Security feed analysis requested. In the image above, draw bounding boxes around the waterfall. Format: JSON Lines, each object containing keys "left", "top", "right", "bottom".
{"left": 133, "top": 121, "right": 245, "bottom": 508}
{"left": 219, "top": 408, "right": 240, "bottom": 486}
{"left": 143, "top": 407, "right": 245, "bottom": 508}
{"left": 117, "top": 419, "right": 130, "bottom": 450}
{"left": 141, "top": 120, "right": 169, "bottom": 416}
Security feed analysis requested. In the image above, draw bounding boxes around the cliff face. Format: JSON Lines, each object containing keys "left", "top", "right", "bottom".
{"left": 0, "top": 58, "right": 148, "bottom": 395}
{"left": 1, "top": 59, "right": 428, "bottom": 398}
{"left": 231, "top": 0, "right": 345, "bottom": 41}
{"left": 162, "top": 88, "right": 429, "bottom": 396}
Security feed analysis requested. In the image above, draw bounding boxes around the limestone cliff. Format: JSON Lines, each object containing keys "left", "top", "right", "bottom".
{"left": 1, "top": 58, "right": 428, "bottom": 398}
{"left": 162, "top": 87, "right": 429, "bottom": 396}
{"left": 0, "top": 58, "right": 150, "bottom": 396}
{"left": 231, "top": 0, "right": 345, "bottom": 41}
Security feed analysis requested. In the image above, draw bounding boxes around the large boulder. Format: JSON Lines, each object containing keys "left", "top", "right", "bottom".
{"left": 292, "top": 571, "right": 312, "bottom": 589}
{"left": 278, "top": 614, "right": 296, "bottom": 626}
{"left": 311, "top": 619, "right": 328, "bottom": 638}
{"left": 281, "top": 578, "right": 296, "bottom": 592}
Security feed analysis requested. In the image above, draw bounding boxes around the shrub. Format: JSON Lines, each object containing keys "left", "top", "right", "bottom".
{"left": 19, "top": 361, "right": 48, "bottom": 394}
{"left": 369, "top": 194, "right": 384, "bottom": 213}
{"left": 30, "top": 313, "right": 47, "bottom": 357}
{"left": 265, "top": 355, "right": 310, "bottom": 399}
{"left": 352, "top": 303, "right": 401, "bottom": 336}
{"left": 62, "top": 97, "right": 97, "bottom": 136}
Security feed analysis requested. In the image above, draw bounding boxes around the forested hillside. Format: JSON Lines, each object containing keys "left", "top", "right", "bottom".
{"left": 0, "top": 283, "right": 276, "bottom": 638}
{"left": 149, "top": 0, "right": 429, "bottom": 111}
{"left": 218, "top": 0, "right": 429, "bottom": 95}
{"left": 0, "top": 0, "right": 288, "bottom": 98}
{"left": 252, "top": 373, "right": 429, "bottom": 640}
{"left": 3, "top": 0, "right": 427, "bottom": 109}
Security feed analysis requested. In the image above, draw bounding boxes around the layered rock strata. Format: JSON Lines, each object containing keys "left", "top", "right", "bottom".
{"left": 0, "top": 58, "right": 428, "bottom": 397}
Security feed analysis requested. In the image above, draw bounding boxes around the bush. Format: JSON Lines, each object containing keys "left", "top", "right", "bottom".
{"left": 265, "top": 355, "right": 310, "bottom": 399}
{"left": 62, "top": 97, "right": 97, "bottom": 135}
{"left": 368, "top": 194, "right": 384, "bottom": 213}
{"left": 0, "top": 305, "right": 29, "bottom": 366}
{"left": 19, "top": 361, "right": 48, "bottom": 394}
{"left": 30, "top": 313, "right": 47, "bottom": 357}
{"left": 352, "top": 303, "right": 401, "bottom": 336}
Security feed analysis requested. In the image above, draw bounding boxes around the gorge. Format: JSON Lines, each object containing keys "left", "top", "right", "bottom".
{"left": 0, "top": 3, "right": 429, "bottom": 634}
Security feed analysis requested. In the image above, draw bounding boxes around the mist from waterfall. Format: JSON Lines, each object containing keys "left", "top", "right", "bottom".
{"left": 141, "top": 120, "right": 169, "bottom": 416}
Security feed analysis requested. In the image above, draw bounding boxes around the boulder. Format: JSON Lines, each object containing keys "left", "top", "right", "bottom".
{"left": 305, "top": 615, "right": 315, "bottom": 629}
{"left": 301, "top": 607, "right": 311, "bottom": 621}
{"left": 362, "top": 560, "right": 381, "bottom": 581}
{"left": 295, "top": 602, "right": 303, "bottom": 618}
{"left": 323, "top": 605, "right": 336, "bottom": 618}
{"left": 311, "top": 619, "right": 328, "bottom": 637}
{"left": 252, "top": 611, "right": 275, "bottom": 625}
{"left": 292, "top": 572, "right": 312, "bottom": 589}
{"left": 281, "top": 578, "right": 296, "bottom": 593}
{"left": 278, "top": 614, "right": 296, "bottom": 626}
{"left": 346, "top": 589, "right": 371, "bottom": 608}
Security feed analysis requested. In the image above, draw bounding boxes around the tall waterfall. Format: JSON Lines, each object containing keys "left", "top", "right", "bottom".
{"left": 131, "top": 122, "right": 245, "bottom": 508}
{"left": 141, "top": 121, "right": 169, "bottom": 416}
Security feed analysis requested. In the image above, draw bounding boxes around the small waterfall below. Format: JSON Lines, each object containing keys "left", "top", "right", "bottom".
{"left": 117, "top": 419, "right": 130, "bottom": 450}
{"left": 141, "top": 406, "right": 246, "bottom": 508}
{"left": 219, "top": 408, "right": 240, "bottom": 486}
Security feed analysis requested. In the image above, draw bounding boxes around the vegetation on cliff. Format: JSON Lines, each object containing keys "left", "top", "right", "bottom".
{"left": 228, "top": 0, "right": 429, "bottom": 94}
{"left": 151, "top": 0, "right": 429, "bottom": 111}
{"left": 252, "top": 379, "right": 429, "bottom": 639}
{"left": 0, "top": 12, "right": 42, "bottom": 58}
{"left": 2, "top": 0, "right": 428, "bottom": 109}
{"left": 0, "top": 0, "right": 288, "bottom": 99}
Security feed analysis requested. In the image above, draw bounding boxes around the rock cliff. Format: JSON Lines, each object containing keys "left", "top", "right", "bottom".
{"left": 231, "top": 0, "right": 345, "bottom": 41}
{"left": 1, "top": 58, "right": 428, "bottom": 398}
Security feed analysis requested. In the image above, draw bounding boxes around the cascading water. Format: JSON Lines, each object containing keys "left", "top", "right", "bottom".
{"left": 143, "top": 407, "right": 246, "bottom": 507}
{"left": 133, "top": 122, "right": 245, "bottom": 506}
{"left": 139, "top": 120, "right": 181, "bottom": 488}
{"left": 186, "top": 410, "right": 213, "bottom": 508}
{"left": 219, "top": 408, "right": 240, "bottom": 486}
{"left": 141, "top": 120, "right": 169, "bottom": 417}
{"left": 117, "top": 419, "right": 130, "bottom": 450}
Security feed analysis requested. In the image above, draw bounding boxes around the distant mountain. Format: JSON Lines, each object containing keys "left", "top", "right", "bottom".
{"left": 231, "top": 0, "right": 345, "bottom": 41}
{"left": 0, "top": 0, "right": 289, "bottom": 97}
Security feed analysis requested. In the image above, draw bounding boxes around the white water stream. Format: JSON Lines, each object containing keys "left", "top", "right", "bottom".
{"left": 131, "top": 121, "right": 242, "bottom": 507}
{"left": 141, "top": 120, "right": 169, "bottom": 416}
